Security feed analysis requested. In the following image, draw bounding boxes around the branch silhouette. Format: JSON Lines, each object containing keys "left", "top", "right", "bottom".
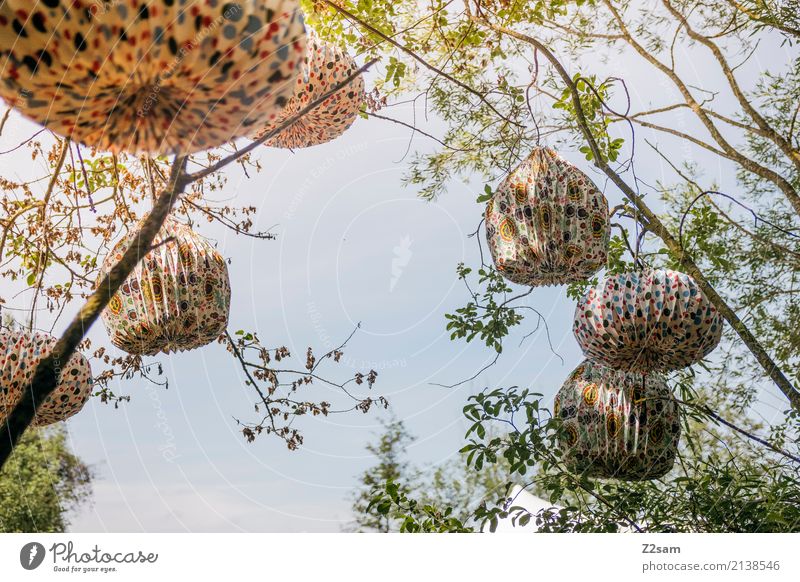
{"left": 0, "top": 57, "right": 379, "bottom": 469}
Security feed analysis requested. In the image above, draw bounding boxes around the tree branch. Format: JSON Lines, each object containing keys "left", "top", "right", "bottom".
{"left": 319, "top": 0, "right": 522, "bottom": 129}
{"left": 472, "top": 16, "right": 800, "bottom": 412}
{"left": 600, "top": 0, "right": 800, "bottom": 217}
{"left": 186, "top": 58, "right": 378, "bottom": 183}
{"left": 662, "top": 0, "right": 800, "bottom": 176}
{"left": 670, "top": 397, "right": 800, "bottom": 465}
{"left": 0, "top": 51, "right": 389, "bottom": 466}
{"left": 0, "top": 154, "right": 189, "bottom": 467}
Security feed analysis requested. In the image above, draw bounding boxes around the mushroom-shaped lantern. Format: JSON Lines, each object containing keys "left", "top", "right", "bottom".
{"left": 0, "top": 329, "right": 93, "bottom": 427}
{"left": 486, "top": 147, "right": 609, "bottom": 287}
{"left": 555, "top": 360, "right": 680, "bottom": 481}
{"left": 98, "top": 218, "right": 231, "bottom": 355}
{"left": 0, "top": 0, "right": 306, "bottom": 154}
{"left": 573, "top": 269, "right": 722, "bottom": 373}
{"left": 256, "top": 28, "right": 364, "bottom": 148}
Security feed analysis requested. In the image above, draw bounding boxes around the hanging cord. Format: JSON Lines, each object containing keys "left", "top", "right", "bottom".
{"left": 142, "top": 156, "right": 158, "bottom": 204}
{"left": 678, "top": 190, "right": 800, "bottom": 254}
{"left": 572, "top": 75, "right": 643, "bottom": 268}
{"left": 75, "top": 144, "right": 97, "bottom": 213}
{"left": 525, "top": 47, "right": 542, "bottom": 146}
{"left": 611, "top": 220, "right": 648, "bottom": 271}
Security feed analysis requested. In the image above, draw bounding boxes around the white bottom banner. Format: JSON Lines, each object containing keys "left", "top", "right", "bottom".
{"left": 0, "top": 533, "right": 795, "bottom": 581}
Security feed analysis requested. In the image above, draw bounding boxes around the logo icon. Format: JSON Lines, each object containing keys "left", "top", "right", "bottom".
{"left": 20, "top": 542, "right": 46, "bottom": 570}
{"left": 390, "top": 235, "right": 413, "bottom": 292}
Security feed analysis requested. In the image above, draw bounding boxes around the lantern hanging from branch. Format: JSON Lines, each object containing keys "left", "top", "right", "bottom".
{"left": 573, "top": 269, "right": 722, "bottom": 373}
{"left": 0, "top": 329, "right": 93, "bottom": 427}
{"left": 255, "top": 29, "right": 364, "bottom": 148}
{"left": 0, "top": 0, "right": 306, "bottom": 155}
{"left": 98, "top": 218, "right": 231, "bottom": 355}
{"left": 486, "top": 147, "right": 609, "bottom": 287}
{"left": 555, "top": 360, "right": 680, "bottom": 481}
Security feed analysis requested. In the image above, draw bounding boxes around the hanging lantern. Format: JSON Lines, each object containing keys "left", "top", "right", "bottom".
{"left": 0, "top": 0, "right": 306, "bottom": 155}
{"left": 98, "top": 218, "right": 231, "bottom": 355}
{"left": 573, "top": 269, "right": 722, "bottom": 373}
{"left": 0, "top": 329, "right": 93, "bottom": 427}
{"left": 255, "top": 29, "right": 364, "bottom": 148}
{"left": 554, "top": 360, "right": 680, "bottom": 481}
{"left": 485, "top": 147, "right": 609, "bottom": 287}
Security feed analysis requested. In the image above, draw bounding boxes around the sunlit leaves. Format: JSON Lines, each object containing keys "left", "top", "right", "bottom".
{"left": 553, "top": 74, "right": 624, "bottom": 162}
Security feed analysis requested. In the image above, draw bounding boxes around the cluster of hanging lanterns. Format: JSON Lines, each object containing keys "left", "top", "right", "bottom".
{"left": 486, "top": 147, "right": 723, "bottom": 481}
{"left": 0, "top": 0, "right": 724, "bottom": 486}
{"left": 0, "top": 1, "right": 369, "bottom": 429}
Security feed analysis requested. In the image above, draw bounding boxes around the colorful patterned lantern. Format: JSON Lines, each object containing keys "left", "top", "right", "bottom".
{"left": 485, "top": 147, "right": 609, "bottom": 286}
{"left": 0, "top": 0, "right": 306, "bottom": 155}
{"left": 0, "top": 329, "right": 93, "bottom": 427}
{"left": 573, "top": 269, "right": 722, "bottom": 373}
{"left": 256, "top": 29, "right": 364, "bottom": 148}
{"left": 98, "top": 218, "right": 231, "bottom": 355}
{"left": 555, "top": 360, "right": 680, "bottom": 481}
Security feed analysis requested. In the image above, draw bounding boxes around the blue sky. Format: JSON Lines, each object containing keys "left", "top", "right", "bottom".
{"left": 0, "top": 23, "right": 794, "bottom": 531}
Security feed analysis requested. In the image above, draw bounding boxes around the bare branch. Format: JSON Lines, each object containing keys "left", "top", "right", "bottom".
{"left": 471, "top": 14, "right": 800, "bottom": 411}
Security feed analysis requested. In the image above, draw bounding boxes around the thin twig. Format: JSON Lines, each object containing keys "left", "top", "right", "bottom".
{"left": 366, "top": 111, "right": 468, "bottom": 151}
{"left": 187, "top": 58, "right": 379, "bottom": 183}
{"left": 321, "top": 0, "right": 522, "bottom": 129}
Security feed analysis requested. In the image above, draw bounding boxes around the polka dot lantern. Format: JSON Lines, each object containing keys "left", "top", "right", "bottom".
{"left": 573, "top": 269, "right": 722, "bottom": 373}
{"left": 256, "top": 28, "right": 364, "bottom": 148}
{"left": 555, "top": 360, "right": 680, "bottom": 481}
{"left": 0, "top": 0, "right": 306, "bottom": 155}
{"left": 98, "top": 217, "right": 231, "bottom": 355}
{"left": 485, "top": 147, "right": 609, "bottom": 287}
{"left": 0, "top": 329, "right": 93, "bottom": 427}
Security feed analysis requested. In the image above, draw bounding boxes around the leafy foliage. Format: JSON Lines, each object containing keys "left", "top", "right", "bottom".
{"left": 445, "top": 264, "right": 525, "bottom": 353}
{"left": 362, "top": 383, "right": 800, "bottom": 532}
{"left": 350, "top": 417, "right": 512, "bottom": 532}
{"left": 310, "top": 1, "right": 800, "bottom": 532}
{"left": 0, "top": 428, "right": 92, "bottom": 532}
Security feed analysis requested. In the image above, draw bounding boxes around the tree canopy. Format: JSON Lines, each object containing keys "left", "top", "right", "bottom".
{"left": 0, "top": 428, "right": 92, "bottom": 533}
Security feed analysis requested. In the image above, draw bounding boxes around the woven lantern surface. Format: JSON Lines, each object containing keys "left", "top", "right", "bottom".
{"left": 555, "top": 360, "right": 679, "bottom": 481}
{"left": 99, "top": 218, "right": 231, "bottom": 355}
{"left": 256, "top": 29, "right": 364, "bottom": 148}
{"left": 486, "top": 147, "right": 609, "bottom": 287}
{"left": 0, "top": 0, "right": 306, "bottom": 155}
{"left": 0, "top": 329, "right": 93, "bottom": 427}
{"left": 573, "top": 269, "right": 722, "bottom": 373}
